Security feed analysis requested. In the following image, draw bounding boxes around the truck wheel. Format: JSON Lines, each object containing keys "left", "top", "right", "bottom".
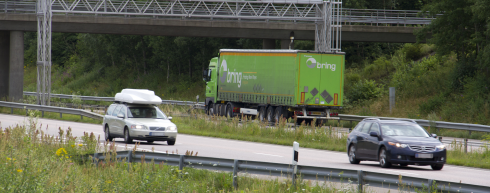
{"left": 216, "top": 104, "right": 222, "bottom": 116}
{"left": 221, "top": 104, "right": 226, "bottom": 116}
{"left": 274, "top": 107, "right": 284, "bottom": 123}
{"left": 206, "top": 102, "right": 213, "bottom": 115}
{"left": 266, "top": 106, "right": 275, "bottom": 123}
{"left": 226, "top": 103, "right": 234, "bottom": 118}
{"left": 258, "top": 106, "right": 267, "bottom": 122}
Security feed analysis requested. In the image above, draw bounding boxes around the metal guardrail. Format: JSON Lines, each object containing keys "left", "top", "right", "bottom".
{"left": 93, "top": 150, "right": 490, "bottom": 193}
{"left": 1, "top": 0, "right": 435, "bottom": 25}
{"left": 338, "top": 114, "right": 490, "bottom": 133}
{"left": 0, "top": 101, "right": 104, "bottom": 120}
{"left": 21, "top": 91, "right": 490, "bottom": 132}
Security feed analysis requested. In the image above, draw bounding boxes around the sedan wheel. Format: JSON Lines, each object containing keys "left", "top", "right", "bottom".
{"left": 379, "top": 147, "right": 392, "bottom": 168}
{"left": 124, "top": 128, "right": 133, "bottom": 144}
{"left": 431, "top": 164, "right": 444, "bottom": 170}
{"left": 348, "top": 145, "right": 360, "bottom": 164}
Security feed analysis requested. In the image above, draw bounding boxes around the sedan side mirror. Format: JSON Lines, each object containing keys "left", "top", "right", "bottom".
{"left": 369, "top": 131, "right": 379, "bottom": 137}
{"left": 431, "top": 133, "right": 437, "bottom": 138}
{"left": 117, "top": 113, "right": 125, "bottom": 119}
{"left": 168, "top": 117, "right": 172, "bottom": 120}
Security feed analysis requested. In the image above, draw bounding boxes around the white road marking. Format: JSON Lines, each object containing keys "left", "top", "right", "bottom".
{"left": 254, "top": 153, "right": 283, "bottom": 157}
{"left": 379, "top": 169, "right": 419, "bottom": 176}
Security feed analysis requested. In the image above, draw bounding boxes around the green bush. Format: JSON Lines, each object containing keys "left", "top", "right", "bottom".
{"left": 348, "top": 79, "right": 384, "bottom": 103}
{"left": 419, "top": 94, "right": 446, "bottom": 114}
{"left": 362, "top": 56, "right": 394, "bottom": 80}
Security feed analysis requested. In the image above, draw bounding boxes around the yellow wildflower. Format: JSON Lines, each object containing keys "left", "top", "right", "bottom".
{"left": 106, "top": 180, "right": 112, "bottom": 184}
{"left": 17, "top": 169, "right": 22, "bottom": 173}
{"left": 78, "top": 144, "right": 83, "bottom": 147}
{"left": 56, "top": 148, "right": 68, "bottom": 156}
{"left": 71, "top": 145, "right": 75, "bottom": 148}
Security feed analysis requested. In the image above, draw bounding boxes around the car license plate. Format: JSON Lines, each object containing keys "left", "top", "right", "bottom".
{"left": 150, "top": 132, "right": 164, "bottom": 136}
{"left": 415, "top": 153, "right": 433, "bottom": 159}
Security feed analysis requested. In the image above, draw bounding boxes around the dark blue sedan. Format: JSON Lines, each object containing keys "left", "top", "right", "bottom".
{"left": 346, "top": 118, "right": 446, "bottom": 170}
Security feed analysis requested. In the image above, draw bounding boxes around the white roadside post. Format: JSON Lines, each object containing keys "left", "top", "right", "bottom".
{"left": 292, "top": 141, "right": 299, "bottom": 186}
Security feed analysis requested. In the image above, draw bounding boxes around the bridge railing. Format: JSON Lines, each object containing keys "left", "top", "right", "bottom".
{"left": 1, "top": 0, "right": 436, "bottom": 25}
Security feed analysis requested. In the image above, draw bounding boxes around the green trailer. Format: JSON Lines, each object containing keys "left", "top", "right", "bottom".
{"left": 203, "top": 49, "right": 345, "bottom": 125}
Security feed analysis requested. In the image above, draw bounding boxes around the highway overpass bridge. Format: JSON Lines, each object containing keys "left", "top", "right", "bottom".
{"left": 0, "top": 0, "right": 433, "bottom": 102}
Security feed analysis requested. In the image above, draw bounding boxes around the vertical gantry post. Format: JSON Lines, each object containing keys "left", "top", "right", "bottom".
{"left": 36, "top": 0, "right": 52, "bottom": 106}
{"left": 315, "top": 0, "right": 342, "bottom": 53}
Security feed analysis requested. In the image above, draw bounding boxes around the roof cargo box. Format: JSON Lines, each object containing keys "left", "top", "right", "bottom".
{"left": 115, "top": 89, "right": 162, "bottom": 105}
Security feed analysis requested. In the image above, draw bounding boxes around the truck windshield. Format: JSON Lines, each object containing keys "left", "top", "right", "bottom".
{"left": 127, "top": 106, "right": 167, "bottom": 119}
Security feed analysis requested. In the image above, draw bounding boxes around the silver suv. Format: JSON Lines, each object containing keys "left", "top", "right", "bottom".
{"left": 103, "top": 102, "right": 177, "bottom": 145}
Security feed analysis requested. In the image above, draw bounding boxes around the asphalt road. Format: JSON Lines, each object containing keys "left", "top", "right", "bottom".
{"left": 2, "top": 113, "right": 490, "bottom": 188}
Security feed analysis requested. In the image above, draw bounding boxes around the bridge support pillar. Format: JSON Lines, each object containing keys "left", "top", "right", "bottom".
{"left": 9, "top": 31, "right": 24, "bottom": 102}
{"left": 0, "top": 31, "right": 24, "bottom": 101}
{"left": 262, "top": 39, "right": 275, "bottom": 49}
{"left": 281, "top": 39, "right": 294, "bottom": 50}
{"left": 0, "top": 31, "right": 9, "bottom": 100}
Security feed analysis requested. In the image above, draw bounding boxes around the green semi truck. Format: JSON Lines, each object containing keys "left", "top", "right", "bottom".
{"left": 203, "top": 49, "right": 345, "bottom": 125}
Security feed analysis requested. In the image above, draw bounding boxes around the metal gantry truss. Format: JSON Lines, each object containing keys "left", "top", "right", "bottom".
{"left": 48, "top": 0, "right": 342, "bottom": 52}
{"left": 34, "top": 0, "right": 341, "bottom": 105}
{"left": 37, "top": 0, "right": 52, "bottom": 105}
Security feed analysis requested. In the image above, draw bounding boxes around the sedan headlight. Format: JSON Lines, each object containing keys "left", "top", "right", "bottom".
{"left": 167, "top": 126, "right": 177, "bottom": 131}
{"left": 436, "top": 144, "right": 446, "bottom": 150}
{"left": 388, "top": 142, "right": 408, "bottom": 148}
{"left": 131, "top": 125, "right": 147, "bottom": 130}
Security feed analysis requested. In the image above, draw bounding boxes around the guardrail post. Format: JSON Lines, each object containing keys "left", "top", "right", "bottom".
{"left": 25, "top": 109, "right": 28, "bottom": 116}
{"left": 464, "top": 139, "right": 468, "bottom": 153}
{"left": 357, "top": 170, "right": 363, "bottom": 193}
{"left": 428, "top": 179, "right": 433, "bottom": 193}
{"left": 94, "top": 153, "right": 99, "bottom": 168}
{"left": 179, "top": 155, "right": 184, "bottom": 171}
{"left": 60, "top": 113, "right": 62, "bottom": 118}
{"left": 233, "top": 159, "right": 239, "bottom": 190}
{"left": 292, "top": 141, "right": 299, "bottom": 187}
{"left": 11, "top": 108, "right": 13, "bottom": 114}
{"left": 42, "top": 111, "right": 44, "bottom": 117}
{"left": 81, "top": 115, "right": 83, "bottom": 120}
{"left": 128, "top": 151, "right": 132, "bottom": 171}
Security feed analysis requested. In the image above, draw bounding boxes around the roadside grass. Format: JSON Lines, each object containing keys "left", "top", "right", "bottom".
{"left": 446, "top": 140, "right": 490, "bottom": 169}
{"left": 0, "top": 111, "right": 365, "bottom": 192}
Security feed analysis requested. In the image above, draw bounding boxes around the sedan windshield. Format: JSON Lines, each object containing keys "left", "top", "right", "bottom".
{"left": 127, "top": 106, "right": 167, "bottom": 119}
{"left": 381, "top": 124, "right": 430, "bottom": 137}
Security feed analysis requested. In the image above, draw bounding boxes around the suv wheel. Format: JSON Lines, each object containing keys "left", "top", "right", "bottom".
{"left": 124, "top": 128, "right": 133, "bottom": 144}
{"left": 379, "top": 147, "right": 392, "bottom": 168}
{"left": 105, "top": 125, "right": 113, "bottom": 142}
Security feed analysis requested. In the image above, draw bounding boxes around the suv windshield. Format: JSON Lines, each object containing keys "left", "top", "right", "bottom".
{"left": 127, "top": 106, "right": 167, "bottom": 119}
{"left": 381, "top": 124, "right": 430, "bottom": 137}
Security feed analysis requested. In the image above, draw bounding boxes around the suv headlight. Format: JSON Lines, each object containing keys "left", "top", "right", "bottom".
{"left": 167, "top": 126, "right": 177, "bottom": 131}
{"left": 131, "top": 125, "right": 147, "bottom": 130}
{"left": 436, "top": 144, "right": 445, "bottom": 150}
{"left": 388, "top": 142, "right": 408, "bottom": 148}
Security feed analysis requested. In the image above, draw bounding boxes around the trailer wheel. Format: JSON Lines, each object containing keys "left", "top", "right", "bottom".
{"left": 266, "top": 106, "right": 275, "bottom": 123}
{"left": 274, "top": 106, "right": 284, "bottom": 123}
{"left": 258, "top": 106, "right": 267, "bottom": 122}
